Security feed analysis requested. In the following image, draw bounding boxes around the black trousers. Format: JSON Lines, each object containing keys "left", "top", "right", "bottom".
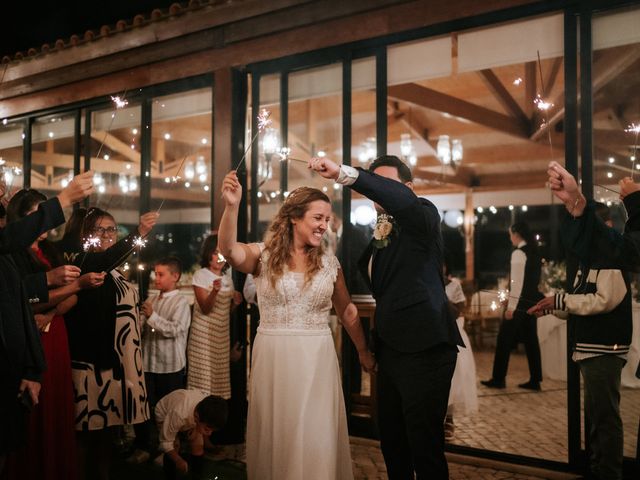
{"left": 491, "top": 311, "right": 542, "bottom": 383}
{"left": 376, "top": 341, "right": 457, "bottom": 480}
{"left": 134, "top": 369, "right": 186, "bottom": 450}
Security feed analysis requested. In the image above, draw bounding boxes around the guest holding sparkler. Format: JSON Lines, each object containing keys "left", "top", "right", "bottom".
{"left": 0, "top": 171, "right": 94, "bottom": 475}
{"left": 482, "top": 221, "right": 544, "bottom": 391}
{"left": 218, "top": 172, "right": 375, "bottom": 480}
{"left": 3, "top": 189, "right": 105, "bottom": 480}
{"left": 187, "top": 234, "right": 242, "bottom": 400}
{"left": 63, "top": 208, "right": 158, "bottom": 480}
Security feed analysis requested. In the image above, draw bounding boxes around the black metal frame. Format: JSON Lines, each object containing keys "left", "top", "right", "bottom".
{"left": 2, "top": 0, "right": 638, "bottom": 474}
{"left": 242, "top": 0, "right": 640, "bottom": 474}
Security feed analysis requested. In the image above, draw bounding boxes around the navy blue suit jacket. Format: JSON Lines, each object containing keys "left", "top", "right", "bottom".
{"left": 351, "top": 169, "right": 463, "bottom": 353}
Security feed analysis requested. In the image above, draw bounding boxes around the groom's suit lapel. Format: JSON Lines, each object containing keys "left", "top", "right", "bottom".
{"left": 357, "top": 241, "right": 375, "bottom": 293}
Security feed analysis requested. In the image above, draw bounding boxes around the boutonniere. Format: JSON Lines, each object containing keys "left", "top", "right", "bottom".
{"left": 373, "top": 214, "right": 395, "bottom": 249}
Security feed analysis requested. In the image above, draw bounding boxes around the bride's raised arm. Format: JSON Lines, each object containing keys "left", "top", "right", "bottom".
{"left": 332, "top": 265, "right": 376, "bottom": 373}
{"left": 218, "top": 171, "right": 262, "bottom": 274}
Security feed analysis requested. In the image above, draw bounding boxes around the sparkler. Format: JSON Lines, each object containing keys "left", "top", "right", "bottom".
{"left": 479, "top": 289, "right": 543, "bottom": 306}
{"left": 82, "top": 236, "right": 102, "bottom": 252}
{"left": 594, "top": 183, "right": 620, "bottom": 195}
{"left": 95, "top": 90, "right": 129, "bottom": 163}
{"left": 626, "top": 123, "right": 640, "bottom": 180}
{"left": 276, "top": 147, "right": 307, "bottom": 164}
{"left": 536, "top": 51, "right": 555, "bottom": 165}
{"left": 234, "top": 109, "right": 272, "bottom": 172}
{"left": 104, "top": 234, "right": 150, "bottom": 273}
{"left": 156, "top": 155, "right": 189, "bottom": 214}
{"left": 216, "top": 252, "right": 226, "bottom": 263}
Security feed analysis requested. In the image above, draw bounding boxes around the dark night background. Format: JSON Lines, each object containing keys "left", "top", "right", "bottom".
{"left": 2, "top": 1, "right": 180, "bottom": 58}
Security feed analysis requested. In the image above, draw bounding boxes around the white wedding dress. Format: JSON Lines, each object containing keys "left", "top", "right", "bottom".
{"left": 246, "top": 246, "right": 354, "bottom": 480}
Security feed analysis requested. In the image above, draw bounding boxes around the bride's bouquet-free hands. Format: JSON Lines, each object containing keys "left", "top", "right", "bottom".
{"left": 358, "top": 350, "right": 377, "bottom": 374}
{"left": 222, "top": 171, "right": 242, "bottom": 207}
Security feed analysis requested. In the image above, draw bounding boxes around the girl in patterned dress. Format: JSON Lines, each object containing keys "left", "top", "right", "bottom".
{"left": 63, "top": 208, "right": 158, "bottom": 480}
{"left": 188, "top": 234, "right": 242, "bottom": 398}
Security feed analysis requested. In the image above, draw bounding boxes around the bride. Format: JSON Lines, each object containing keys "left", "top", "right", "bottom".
{"left": 218, "top": 171, "right": 376, "bottom": 480}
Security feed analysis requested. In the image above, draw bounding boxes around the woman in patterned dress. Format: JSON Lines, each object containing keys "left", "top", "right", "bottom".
{"left": 63, "top": 208, "right": 158, "bottom": 480}
{"left": 218, "top": 172, "right": 376, "bottom": 480}
{"left": 187, "top": 234, "right": 242, "bottom": 398}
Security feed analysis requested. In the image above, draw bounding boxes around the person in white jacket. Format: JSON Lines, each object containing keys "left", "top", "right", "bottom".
{"left": 529, "top": 203, "right": 631, "bottom": 480}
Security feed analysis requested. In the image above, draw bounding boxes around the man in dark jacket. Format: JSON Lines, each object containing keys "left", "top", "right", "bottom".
{"left": 311, "top": 155, "right": 463, "bottom": 480}
{"left": 0, "top": 172, "right": 93, "bottom": 472}
{"left": 529, "top": 203, "right": 631, "bottom": 480}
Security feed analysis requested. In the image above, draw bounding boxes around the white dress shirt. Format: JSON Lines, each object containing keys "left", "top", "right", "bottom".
{"left": 507, "top": 241, "right": 527, "bottom": 312}
{"left": 155, "top": 389, "right": 208, "bottom": 452}
{"left": 142, "top": 289, "right": 191, "bottom": 374}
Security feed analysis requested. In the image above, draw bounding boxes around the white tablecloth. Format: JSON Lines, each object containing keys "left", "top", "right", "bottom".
{"left": 621, "top": 303, "right": 640, "bottom": 388}
{"left": 537, "top": 314, "right": 567, "bottom": 381}
{"left": 536, "top": 305, "right": 640, "bottom": 387}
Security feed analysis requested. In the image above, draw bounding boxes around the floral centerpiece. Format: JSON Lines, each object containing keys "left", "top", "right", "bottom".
{"left": 540, "top": 259, "right": 566, "bottom": 294}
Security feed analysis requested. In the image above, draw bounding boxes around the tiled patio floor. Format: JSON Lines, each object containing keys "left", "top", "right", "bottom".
{"left": 449, "top": 350, "right": 640, "bottom": 461}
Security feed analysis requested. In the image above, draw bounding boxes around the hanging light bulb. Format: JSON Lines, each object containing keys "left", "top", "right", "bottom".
{"left": 451, "top": 139, "right": 463, "bottom": 165}
{"left": 400, "top": 133, "right": 412, "bottom": 157}
{"left": 93, "top": 172, "right": 104, "bottom": 185}
{"left": 437, "top": 135, "right": 451, "bottom": 165}
{"left": 184, "top": 161, "right": 195, "bottom": 180}
{"left": 262, "top": 128, "right": 279, "bottom": 155}
{"left": 118, "top": 173, "right": 128, "bottom": 190}
{"left": 195, "top": 157, "right": 206, "bottom": 175}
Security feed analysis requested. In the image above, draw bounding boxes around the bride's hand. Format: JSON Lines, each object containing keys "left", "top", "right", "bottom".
{"left": 358, "top": 350, "right": 377, "bottom": 374}
{"left": 222, "top": 171, "right": 242, "bottom": 207}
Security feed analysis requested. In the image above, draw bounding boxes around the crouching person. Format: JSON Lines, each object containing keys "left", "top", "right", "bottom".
{"left": 155, "top": 389, "right": 228, "bottom": 479}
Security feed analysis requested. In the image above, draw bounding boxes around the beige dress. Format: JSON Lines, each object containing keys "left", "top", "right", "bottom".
{"left": 187, "top": 268, "right": 233, "bottom": 399}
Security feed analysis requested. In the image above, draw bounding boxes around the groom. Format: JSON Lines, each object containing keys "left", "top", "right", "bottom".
{"left": 310, "top": 155, "right": 463, "bottom": 479}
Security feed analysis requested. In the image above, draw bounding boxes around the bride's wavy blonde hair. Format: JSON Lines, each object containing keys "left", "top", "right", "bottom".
{"left": 262, "top": 186, "right": 331, "bottom": 287}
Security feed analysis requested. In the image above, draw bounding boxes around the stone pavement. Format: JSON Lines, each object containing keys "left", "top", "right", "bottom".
{"left": 349, "top": 437, "right": 579, "bottom": 480}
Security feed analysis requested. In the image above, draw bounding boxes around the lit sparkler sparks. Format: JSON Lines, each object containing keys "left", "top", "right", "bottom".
{"left": 216, "top": 252, "right": 226, "bottom": 263}
{"left": 625, "top": 123, "right": 640, "bottom": 134}
{"left": 234, "top": 109, "right": 273, "bottom": 172}
{"left": 82, "top": 236, "right": 102, "bottom": 252}
{"left": 490, "top": 300, "right": 499, "bottom": 312}
{"left": 111, "top": 96, "right": 129, "bottom": 109}
{"left": 276, "top": 146, "right": 307, "bottom": 164}
{"left": 497, "top": 290, "right": 508, "bottom": 303}
{"left": 132, "top": 236, "right": 148, "bottom": 249}
{"left": 534, "top": 94, "right": 553, "bottom": 112}
{"left": 257, "top": 108, "right": 272, "bottom": 131}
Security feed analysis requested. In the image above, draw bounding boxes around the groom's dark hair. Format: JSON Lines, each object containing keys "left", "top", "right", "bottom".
{"left": 369, "top": 155, "right": 413, "bottom": 183}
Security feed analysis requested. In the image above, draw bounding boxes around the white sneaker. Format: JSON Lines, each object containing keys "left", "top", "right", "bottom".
{"left": 125, "top": 449, "right": 150, "bottom": 464}
{"left": 153, "top": 453, "right": 164, "bottom": 467}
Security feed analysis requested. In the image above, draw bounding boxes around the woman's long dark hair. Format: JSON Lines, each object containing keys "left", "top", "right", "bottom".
{"left": 7, "top": 188, "right": 63, "bottom": 267}
{"left": 510, "top": 221, "right": 537, "bottom": 251}
{"left": 79, "top": 207, "right": 116, "bottom": 244}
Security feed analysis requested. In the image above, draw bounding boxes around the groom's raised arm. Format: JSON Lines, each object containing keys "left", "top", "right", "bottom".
{"left": 336, "top": 164, "right": 438, "bottom": 237}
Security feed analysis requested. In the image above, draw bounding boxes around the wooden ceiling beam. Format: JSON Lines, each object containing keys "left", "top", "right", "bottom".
{"left": 531, "top": 46, "right": 640, "bottom": 142}
{"left": 388, "top": 82, "right": 529, "bottom": 139}
{"left": 91, "top": 131, "right": 141, "bottom": 163}
{"left": 478, "top": 69, "right": 529, "bottom": 128}
{"left": 545, "top": 57, "right": 563, "bottom": 97}
{"left": 524, "top": 61, "right": 537, "bottom": 119}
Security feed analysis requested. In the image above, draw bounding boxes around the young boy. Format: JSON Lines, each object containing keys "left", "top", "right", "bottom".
{"left": 155, "top": 389, "right": 228, "bottom": 478}
{"left": 127, "top": 256, "right": 192, "bottom": 463}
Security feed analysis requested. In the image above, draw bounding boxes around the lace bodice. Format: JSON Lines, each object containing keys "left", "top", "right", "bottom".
{"left": 254, "top": 246, "right": 340, "bottom": 331}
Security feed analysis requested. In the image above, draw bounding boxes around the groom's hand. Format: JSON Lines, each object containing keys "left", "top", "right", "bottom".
{"left": 308, "top": 156, "right": 340, "bottom": 180}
